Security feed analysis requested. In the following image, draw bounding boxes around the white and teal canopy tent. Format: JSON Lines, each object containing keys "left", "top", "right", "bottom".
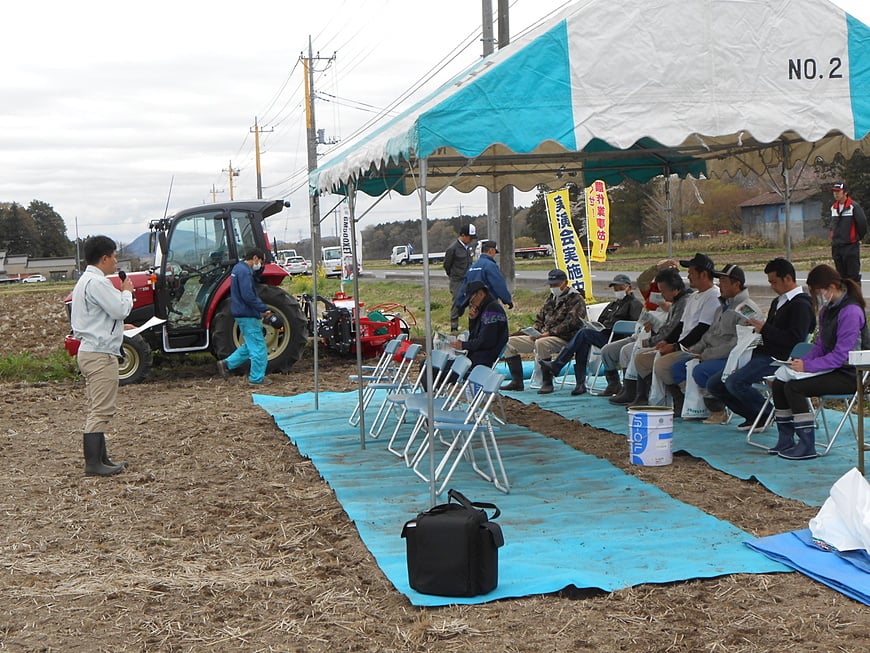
{"left": 311, "top": 0, "right": 870, "bottom": 503}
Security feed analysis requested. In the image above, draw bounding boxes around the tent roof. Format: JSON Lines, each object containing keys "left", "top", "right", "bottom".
{"left": 312, "top": 0, "right": 870, "bottom": 196}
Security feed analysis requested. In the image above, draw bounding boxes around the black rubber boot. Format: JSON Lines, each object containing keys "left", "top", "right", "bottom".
{"left": 665, "top": 384, "right": 684, "bottom": 416}
{"left": 595, "top": 370, "right": 622, "bottom": 397}
{"left": 539, "top": 351, "right": 570, "bottom": 378}
{"left": 570, "top": 366, "right": 587, "bottom": 396}
{"left": 100, "top": 434, "right": 128, "bottom": 469}
{"left": 501, "top": 356, "right": 525, "bottom": 391}
{"left": 84, "top": 433, "right": 125, "bottom": 477}
{"left": 778, "top": 414, "right": 818, "bottom": 460}
{"left": 610, "top": 378, "right": 637, "bottom": 405}
{"left": 768, "top": 411, "right": 795, "bottom": 455}
{"left": 537, "top": 363, "right": 555, "bottom": 394}
{"left": 628, "top": 375, "right": 651, "bottom": 408}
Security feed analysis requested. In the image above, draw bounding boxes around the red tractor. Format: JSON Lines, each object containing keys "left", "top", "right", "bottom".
{"left": 65, "top": 200, "right": 307, "bottom": 384}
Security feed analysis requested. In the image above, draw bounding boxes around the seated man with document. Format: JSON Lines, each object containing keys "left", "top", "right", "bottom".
{"left": 500, "top": 269, "right": 587, "bottom": 392}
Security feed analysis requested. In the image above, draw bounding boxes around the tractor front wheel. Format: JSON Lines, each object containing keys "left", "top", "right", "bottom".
{"left": 118, "top": 334, "right": 153, "bottom": 386}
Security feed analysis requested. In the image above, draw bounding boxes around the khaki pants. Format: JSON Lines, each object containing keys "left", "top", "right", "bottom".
{"left": 503, "top": 335, "right": 566, "bottom": 361}
{"left": 77, "top": 351, "right": 120, "bottom": 433}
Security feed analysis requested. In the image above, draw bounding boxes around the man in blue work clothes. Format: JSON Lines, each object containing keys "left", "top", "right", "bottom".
{"left": 455, "top": 240, "right": 513, "bottom": 311}
{"left": 216, "top": 249, "right": 274, "bottom": 386}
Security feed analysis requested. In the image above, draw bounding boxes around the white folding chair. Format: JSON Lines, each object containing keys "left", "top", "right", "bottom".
{"left": 412, "top": 366, "right": 509, "bottom": 495}
{"left": 371, "top": 348, "right": 451, "bottom": 441}
{"left": 397, "top": 355, "right": 473, "bottom": 464}
{"left": 746, "top": 342, "right": 813, "bottom": 449}
{"left": 363, "top": 343, "right": 422, "bottom": 437}
{"left": 586, "top": 320, "right": 637, "bottom": 391}
{"left": 348, "top": 336, "right": 407, "bottom": 426}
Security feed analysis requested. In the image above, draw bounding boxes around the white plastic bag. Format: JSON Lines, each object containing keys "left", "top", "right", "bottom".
{"left": 809, "top": 468, "right": 870, "bottom": 553}
{"left": 648, "top": 351, "right": 667, "bottom": 406}
{"left": 682, "top": 357, "right": 710, "bottom": 419}
{"left": 722, "top": 324, "right": 759, "bottom": 381}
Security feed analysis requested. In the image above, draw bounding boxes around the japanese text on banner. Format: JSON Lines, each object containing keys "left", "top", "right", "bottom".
{"left": 586, "top": 180, "right": 610, "bottom": 263}
{"left": 545, "top": 189, "right": 595, "bottom": 303}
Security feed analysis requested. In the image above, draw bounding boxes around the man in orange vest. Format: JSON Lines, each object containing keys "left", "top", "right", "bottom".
{"left": 829, "top": 181, "right": 867, "bottom": 283}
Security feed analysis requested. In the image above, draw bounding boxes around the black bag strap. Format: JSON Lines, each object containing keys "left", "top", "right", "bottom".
{"left": 447, "top": 488, "right": 500, "bottom": 520}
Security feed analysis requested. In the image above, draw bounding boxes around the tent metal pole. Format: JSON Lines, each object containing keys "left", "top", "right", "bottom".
{"left": 664, "top": 170, "right": 673, "bottom": 258}
{"left": 782, "top": 141, "right": 793, "bottom": 260}
{"left": 418, "top": 158, "right": 437, "bottom": 507}
{"left": 347, "top": 189, "right": 367, "bottom": 450}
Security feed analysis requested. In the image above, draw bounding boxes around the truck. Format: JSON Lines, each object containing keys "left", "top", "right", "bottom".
{"left": 389, "top": 245, "right": 446, "bottom": 266}
{"left": 513, "top": 245, "right": 552, "bottom": 259}
{"left": 64, "top": 200, "right": 308, "bottom": 385}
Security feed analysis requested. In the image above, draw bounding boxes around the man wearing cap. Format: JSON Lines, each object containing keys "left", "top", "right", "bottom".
{"left": 707, "top": 257, "right": 816, "bottom": 430}
{"left": 455, "top": 240, "right": 513, "bottom": 311}
{"left": 829, "top": 182, "right": 866, "bottom": 283}
{"left": 661, "top": 263, "right": 761, "bottom": 418}
{"left": 449, "top": 279, "right": 509, "bottom": 369}
{"left": 632, "top": 253, "right": 720, "bottom": 407}
{"left": 538, "top": 273, "right": 642, "bottom": 395}
{"left": 500, "top": 269, "right": 587, "bottom": 392}
{"left": 444, "top": 224, "right": 477, "bottom": 332}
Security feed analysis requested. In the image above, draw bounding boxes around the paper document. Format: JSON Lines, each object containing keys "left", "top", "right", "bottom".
{"left": 734, "top": 301, "right": 764, "bottom": 322}
{"left": 124, "top": 316, "right": 166, "bottom": 338}
{"left": 771, "top": 358, "right": 792, "bottom": 366}
{"left": 581, "top": 319, "right": 606, "bottom": 331}
{"left": 521, "top": 326, "right": 542, "bottom": 337}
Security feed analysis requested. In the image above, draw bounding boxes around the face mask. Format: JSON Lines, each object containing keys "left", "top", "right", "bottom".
{"left": 613, "top": 289, "right": 624, "bottom": 299}
{"left": 252, "top": 263, "right": 262, "bottom": 271}
{"left": 816, "top": 291, "right": 830, "bottom": 308}
{"left": 649, "top": 292, "right": 663, "bottom": 305}
{"left": 550, "top": 287, "right": 560, "bottom": 298}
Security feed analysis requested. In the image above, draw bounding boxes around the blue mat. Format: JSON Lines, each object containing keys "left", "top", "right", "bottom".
{"left": 505, "top": 385, "right": 861, "bottom": 507}
{"left": 745, "top": 529, "right": 870, "bottom": 605}
{"left": 254, "top": 391, "right": 788, "bottom": 606}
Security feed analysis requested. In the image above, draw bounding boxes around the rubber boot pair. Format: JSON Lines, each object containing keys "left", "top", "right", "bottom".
{"left": 84, "top": 432, "right": 126, "bottom": 477}
{"left": 500, "top": 356, "right": 525, "bottom": 392}
{"left": 777, "top": 412, "right": 818, "bottom": 460}
{"left": 595, "top": 370, "right": 622, "bottom": 397}
{"left": 610, "top": 378, "right": 637, "bottom": 405}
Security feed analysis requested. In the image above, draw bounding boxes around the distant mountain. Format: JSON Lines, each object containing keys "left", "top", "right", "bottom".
{"left": 120, "top": 233, "right": 151, "bottom": 257}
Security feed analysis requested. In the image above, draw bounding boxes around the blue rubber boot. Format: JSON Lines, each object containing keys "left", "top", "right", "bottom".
{"left": 767, "top": 410, "right": 795, "bottom": 455}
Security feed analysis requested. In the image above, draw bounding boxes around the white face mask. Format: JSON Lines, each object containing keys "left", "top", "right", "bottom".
{"left": 550, "top": 287, "right": 560, "bottom": 297}
{"left": 816, "top": 290, "right": 831, "bottom": 307}
{"left": 252, "top": 263, "right": 262, "bottom": 271}
{"left": 612, "top": 289, "right": 624, "bottom": 299}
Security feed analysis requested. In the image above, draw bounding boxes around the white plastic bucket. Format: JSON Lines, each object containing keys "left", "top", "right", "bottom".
{"left": 628, "top": 406, "right": 673, "bottom": 466}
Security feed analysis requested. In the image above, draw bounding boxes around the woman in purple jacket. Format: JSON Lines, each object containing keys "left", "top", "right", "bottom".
{"left": 770, "top": 264, "right": 868, "bottom": 460}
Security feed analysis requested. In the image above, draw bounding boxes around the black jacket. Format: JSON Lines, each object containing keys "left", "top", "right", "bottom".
{"left": 755, "top": 292, "right": 816, "bottom": 360}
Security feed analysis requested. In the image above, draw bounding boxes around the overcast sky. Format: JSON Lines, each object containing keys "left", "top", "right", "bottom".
{"left": 2, "top": 0, "right": 869, "bottom": 249}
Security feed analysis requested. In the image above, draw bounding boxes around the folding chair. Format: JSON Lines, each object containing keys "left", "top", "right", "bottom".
{"left": 348, "top": 336, "right": 407, "bottom": 426}
{"left": 362, "top": 343, "right": 421, "bottom": 437}
{"left": 412, "top": 366, "right": 509, "bottom": 495}
{"left": 813, "top": 369, "right": 870, "bottom": 456}
{"left": 396, "top": 355, "right": 473, "bottom": 464}
{"left": 371, "top": 348, "right": 450, "bottom": 441}
{"left": 586, "top": 320, "right": 637, "bottom": 391}
{"left": 746, "top": 342, "right": 813, "bottom": 450}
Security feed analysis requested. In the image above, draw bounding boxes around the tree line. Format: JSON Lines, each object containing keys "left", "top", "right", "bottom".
{"left": 0, "top": 201, "right": 74, "bottom": 257}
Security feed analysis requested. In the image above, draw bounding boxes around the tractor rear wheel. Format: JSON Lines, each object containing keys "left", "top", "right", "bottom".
{"left": 118, "top": 334, "right": 152, "bottom": 386}
{"left": 211, "top": 285, "right": 307, "bottom": 374}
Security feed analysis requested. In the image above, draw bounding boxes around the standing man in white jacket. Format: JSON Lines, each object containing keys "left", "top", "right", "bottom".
{"left": 70, "top": 236, "right": 134, "bottom": 476}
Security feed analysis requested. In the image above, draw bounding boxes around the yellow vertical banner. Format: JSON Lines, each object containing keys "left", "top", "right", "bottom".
{"left": 545, "top": 189, "right": 595, "bottom": 303}
{"left": 586, "top": 180, "right": 610, "bottom": 262}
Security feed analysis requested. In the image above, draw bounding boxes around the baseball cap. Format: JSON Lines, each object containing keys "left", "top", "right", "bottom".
{"left": 480, "top": 240, "right": 498, "bottom": 253}
{"left": 608, "top": 273, "right": 632, "bottom": 287}
{"left": 712, "top": 263, "right": 745, "bottom": 285}
{"left": 547, "top": 269, "right": 568, "bottom": 285}
{"left": 679, "top": 252, "right": 714, "bottom": 272}
{"left": 831, "top": 182, "right": 848, "bottom": 192}
{"left": 459, "top": 224, "right": 477, "bottom": 237}
{"left": 462, "top": 280, "right": 488, "bottom": 306}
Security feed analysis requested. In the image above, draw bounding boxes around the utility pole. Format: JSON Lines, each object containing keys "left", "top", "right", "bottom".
{"left": 250, "top": 116, "right": 274, "bottom": 199}
{"left": 223, "top": 161, "right": 239, "bottom": 200}
{"left": 496, "top": 0, "right": 516, "bottom": 288}
{"left": 482, "top": 0, "right": 499, "bottom": 244}
{"left": 302, "top": 38, "right": 336, "bottom": 409}
{"left": 209, "top": 184, "right": 225, "bottom": 203}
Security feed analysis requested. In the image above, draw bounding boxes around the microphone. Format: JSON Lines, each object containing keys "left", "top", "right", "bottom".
{"left": 118, "top": 270, "right": 127, "bottom": 281}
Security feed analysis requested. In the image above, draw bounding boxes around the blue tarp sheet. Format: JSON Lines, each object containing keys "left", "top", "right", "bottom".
{"left": 255, "top": 391, "right": 787, "bottom": 606}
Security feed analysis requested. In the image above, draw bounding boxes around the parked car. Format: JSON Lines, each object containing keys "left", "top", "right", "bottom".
{"left": 283, "top": 256, "right": 310, "bottom": 275}
{"left": 22, "top": 274, "right": 47, "bottom": 283}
